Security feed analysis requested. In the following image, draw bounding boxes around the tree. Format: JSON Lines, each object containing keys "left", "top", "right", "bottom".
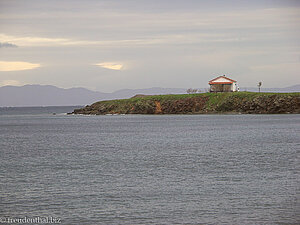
{"left": 258, "top": 82, "right": 262, "bottom": 93}
{"left": 187, "top": 88, "right": 199, "bottom": 94}
{"left": 186, "top": 88, "right": 193, "bottom": 94}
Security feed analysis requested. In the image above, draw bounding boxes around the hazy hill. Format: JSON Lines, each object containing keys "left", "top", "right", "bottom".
{"left": 0, "top": 85, "right": 186, "bottom": 106}
{"left": 0, "top": 84, "right": 299, "bottom": 107}
{"left": 0, "top": 85, "right": 107, "bottom": 106}
{"left": 240, "top": 85, "right": 300, "bottom": 93}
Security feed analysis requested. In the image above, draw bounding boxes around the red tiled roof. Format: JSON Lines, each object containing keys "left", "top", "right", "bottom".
{"left": 209, "top": 76, "right": 237, "bottom": 84}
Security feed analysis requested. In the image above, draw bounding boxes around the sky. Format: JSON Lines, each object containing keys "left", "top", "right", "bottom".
{"left": 0, "top": 0, "right": 299, "bottom": 92}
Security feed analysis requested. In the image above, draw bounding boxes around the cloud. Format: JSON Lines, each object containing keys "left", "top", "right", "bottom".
{"left": 0, "top": 42, "right": 18, "bottom": 48}
{"left": 1, "top": 5, "right": 299, "bottom": 49}
{"left": 0, "top": 61, "right": 41, "bottom": 71}
{"left": 0, "top": 33, "right": 141, "bottom": 47}
{"left": 0, "top": 33, "right": 260, "bottom": 49}
{"left": 0, "top": 6, "right": 299, "bottom": 49}
{"left": 94, "top": 62, "right": 123, "bottom": 70}
{"left": 0, "top": 34, "right": 70, "bottom": 47}
{"left": 0, "top": 80, "right": 23, "bottom": 86}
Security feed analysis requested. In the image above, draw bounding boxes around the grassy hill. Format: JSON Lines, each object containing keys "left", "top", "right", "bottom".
{"left": 73, "top": 92, "right": 300, "bottom": 115}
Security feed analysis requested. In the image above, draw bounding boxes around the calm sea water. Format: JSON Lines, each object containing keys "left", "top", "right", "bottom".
{"left": 0, "top": 107, "right": 299, "bottom": 224}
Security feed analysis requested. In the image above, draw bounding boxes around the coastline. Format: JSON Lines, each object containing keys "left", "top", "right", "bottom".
{"left": 72, "top": 92, "right": 300, "bottom": 115}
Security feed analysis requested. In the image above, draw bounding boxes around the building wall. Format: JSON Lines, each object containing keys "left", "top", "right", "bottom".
{"left": 209, "top": 77, "right": 238, "bottom": 92}
{"left": 232, "top": 82, "right": 237, "bottom": 91}
{"left": 210, "top": 84, "right": 232, "bottom": 92}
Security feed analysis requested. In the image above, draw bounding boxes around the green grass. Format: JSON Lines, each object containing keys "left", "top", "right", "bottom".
{"left": 93, "top": 91, "right": 300, "bottom": 106}
{"left": 83, "top": 91, "right": 300, "bottom": 114}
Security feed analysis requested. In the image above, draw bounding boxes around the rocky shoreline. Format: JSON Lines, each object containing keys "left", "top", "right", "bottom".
{"left": 72, "top": 92, "right": 300, "bottom": 115}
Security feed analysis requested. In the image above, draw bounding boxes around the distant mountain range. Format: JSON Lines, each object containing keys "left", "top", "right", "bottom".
{"left": 0, "top": 85, "right": 186, "bottom": 106}
{"left": 239, "top": 85, "right": 300, "bottom": 93}
{"left": 0, "top": 84, "right": 299, "bottom": 107}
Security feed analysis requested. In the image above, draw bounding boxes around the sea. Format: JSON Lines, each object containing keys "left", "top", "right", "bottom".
{"left": 0, "top": 106, "right": 299, "bottom": 225}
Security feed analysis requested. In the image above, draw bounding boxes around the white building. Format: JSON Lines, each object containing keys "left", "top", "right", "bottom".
{"left": 209, "top": 75, "right": 239, "bottom": 92}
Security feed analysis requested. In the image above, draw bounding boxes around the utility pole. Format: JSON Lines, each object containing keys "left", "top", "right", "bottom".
{"left": 258, "top": 82, "right": 262, "bottom": 93}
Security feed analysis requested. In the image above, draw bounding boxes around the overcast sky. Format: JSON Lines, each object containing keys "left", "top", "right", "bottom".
{"left": 0, "top": 0, "right": 299, "bottom": 91}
